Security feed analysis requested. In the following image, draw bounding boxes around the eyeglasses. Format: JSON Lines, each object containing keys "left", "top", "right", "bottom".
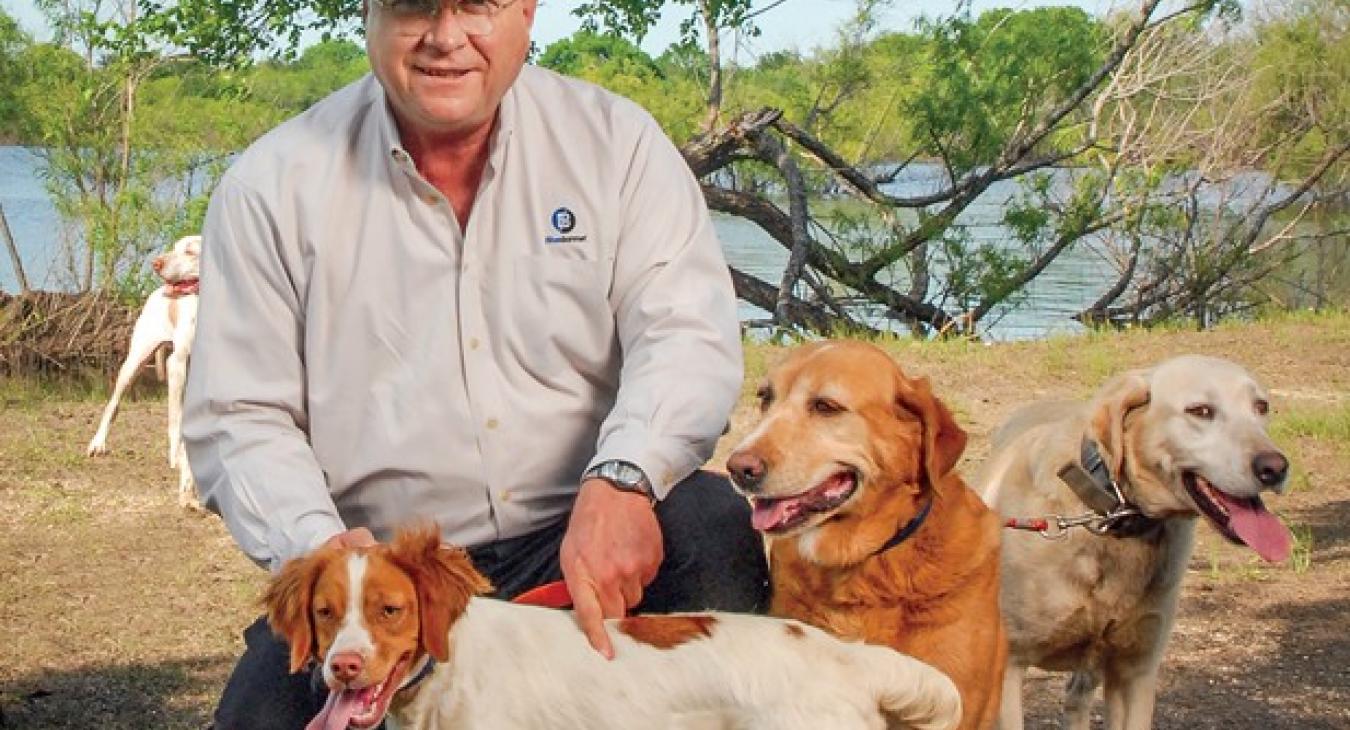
{"left": 374, "top": 0, "right": 521, "bottom": 37}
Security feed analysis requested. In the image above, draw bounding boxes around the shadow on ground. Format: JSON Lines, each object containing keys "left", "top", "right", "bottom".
{"left": 1021, "top": 582, "right": 1350, "bottom": 729}
{"left": 0, "top": 656, "right": 229, "bottom": 730}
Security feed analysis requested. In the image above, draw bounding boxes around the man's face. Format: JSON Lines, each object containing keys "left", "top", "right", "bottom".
{"left": 365, "top": 0, "right": 536, "bottom": 141}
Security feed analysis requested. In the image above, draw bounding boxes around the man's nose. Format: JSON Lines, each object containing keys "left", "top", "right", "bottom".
{"left": 423, "top": 6, "right": 470, "bottom": 50}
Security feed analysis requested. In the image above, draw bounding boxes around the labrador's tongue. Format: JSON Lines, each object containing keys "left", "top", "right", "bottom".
{"left": 305, "top": 688, "right": 366, "bottom": 730}
{"left": 1219, "top": 493, "right": 1293, "bottom": 563}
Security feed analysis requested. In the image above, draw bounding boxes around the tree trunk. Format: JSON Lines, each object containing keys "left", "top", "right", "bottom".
{"left": 0, "top": 203, "right": 31, "bottom": 294}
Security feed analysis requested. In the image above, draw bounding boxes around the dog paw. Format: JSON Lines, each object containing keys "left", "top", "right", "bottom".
{"left": 86, "top": 439, "right": 109, "bottom": 457}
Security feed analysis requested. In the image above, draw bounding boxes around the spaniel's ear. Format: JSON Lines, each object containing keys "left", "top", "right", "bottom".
{"left": 1087, "top": 370, "right": 1152, "bottom": 478}
{"left": 390, "top": 526, "right": 493, "bottom": 662}
{"left": 895, "top": 373, "right": 968, "bottom": 491}
{"left": 262, "top": 551, "right": 330, "bottom": 674}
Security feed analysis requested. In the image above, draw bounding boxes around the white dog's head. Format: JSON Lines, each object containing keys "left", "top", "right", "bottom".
{"left": 152, "top": 235, "right": 201, "bottom": 285}
{"left": 1089, "top": 354, "right": 1292, "bottom": 561}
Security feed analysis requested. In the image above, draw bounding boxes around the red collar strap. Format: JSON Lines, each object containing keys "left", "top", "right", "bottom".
{"left": 163, "top": 279, "right": 200, "bottom": 297}
{"left": 511, "top": 580, "right": 573, "bottom": 609}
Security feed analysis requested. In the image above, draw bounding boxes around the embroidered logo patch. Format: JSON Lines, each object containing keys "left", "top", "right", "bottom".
{"left": 546, "top": 207, "right": 587, "bottom": 245}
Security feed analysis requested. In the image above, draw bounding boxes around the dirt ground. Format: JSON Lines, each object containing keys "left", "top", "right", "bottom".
{"left": 2, "top": 313, "right": 1347, "bottom": 729}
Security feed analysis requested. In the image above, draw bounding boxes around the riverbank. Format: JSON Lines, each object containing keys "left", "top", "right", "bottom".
{"left": 1, "top": 312, "right": 1347, "bottom": 727}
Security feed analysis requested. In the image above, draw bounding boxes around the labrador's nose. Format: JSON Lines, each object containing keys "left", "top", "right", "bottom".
{"left": 1252, "top": 451, "right": 1289, "bottom": 488}
{"left": 727, "top": 451, "right": 767, "bottom": 492}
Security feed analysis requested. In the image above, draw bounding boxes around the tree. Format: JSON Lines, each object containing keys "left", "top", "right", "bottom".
{"left": 0, "top": 8, "right": 29, "bottom": 143}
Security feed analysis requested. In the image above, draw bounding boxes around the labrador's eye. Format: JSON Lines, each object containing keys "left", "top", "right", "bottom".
{"left": 1185, "top": 404, "right": 1214, "bottom": 420}
{"left": 810, "top": 397, "right": 845, "bottom": 416}
{"left": 1254, "top": 399, "right": 1269, "bottom": 416}
{"left": 756, "top": 385, "right": 774, "bottom": 412}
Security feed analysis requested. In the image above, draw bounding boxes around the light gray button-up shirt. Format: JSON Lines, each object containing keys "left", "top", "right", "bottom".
{"left": 183, "top": 67, "right": 742, "bottom": 571}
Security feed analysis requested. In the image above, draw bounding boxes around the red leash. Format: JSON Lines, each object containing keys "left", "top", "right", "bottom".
{"left": 1003, "top": 517, "right": 1051, "bottom": 532}
{"left": 511, "top": 580, "right": 573, "bottom": 609}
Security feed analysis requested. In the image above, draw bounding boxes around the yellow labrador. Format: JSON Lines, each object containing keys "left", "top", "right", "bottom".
{"left": 975, "top": 355, "right": 1292, "bottom": 730}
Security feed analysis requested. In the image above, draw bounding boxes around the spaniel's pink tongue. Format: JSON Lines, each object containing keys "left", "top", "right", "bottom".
{"left": 305, "top": 688, "right": 365, "bottom": 730}
{"left": 1219, "top": 494, "right": 1293, "bottom": 563}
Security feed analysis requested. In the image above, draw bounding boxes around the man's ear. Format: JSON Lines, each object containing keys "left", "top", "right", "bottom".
{"left": 390, "top": 526, "right": 493, "bottom": 662}
{"left": 895, "top": 373, "right": 967, "bottom": 491}
{"left": 1087, "top": 370, "right": 1152, "bottom": 477}
{"left": 262, "top": 552, "right": 329, "bottom": 673}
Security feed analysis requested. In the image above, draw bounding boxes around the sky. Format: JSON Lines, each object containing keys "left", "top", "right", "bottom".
{"left": 2, "top": 0, "right": 1104, "bottom": 58}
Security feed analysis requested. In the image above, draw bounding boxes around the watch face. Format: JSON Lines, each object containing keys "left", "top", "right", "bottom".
{"left": 606, "top": 462, "right": 645, "bottom": 486}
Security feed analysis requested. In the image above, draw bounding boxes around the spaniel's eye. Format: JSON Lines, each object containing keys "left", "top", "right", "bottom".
{"left": 382, "top": 605, "right": 403, "bottom": 618}
{"left": 810, "top": 397, "right": 844, "bottom": 416}
{"left": 315, "top": 606, "right": 334, "bottom": 620}
{"left": 1254, "top": 399, "right": 1269, "bottom": 416}
{"left": 1185, "top": 404, "right": 1214, "bottom": 420}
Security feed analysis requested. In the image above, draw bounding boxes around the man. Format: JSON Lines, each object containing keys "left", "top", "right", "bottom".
{"left": 182, "top": 1, "right": 767, "bottom": 727}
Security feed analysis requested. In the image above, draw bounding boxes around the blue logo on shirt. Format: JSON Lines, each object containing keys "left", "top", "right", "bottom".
{"left": 551, "top": 208, "right": 577, "bottom": 234}
{"left": 546, "top": 206, "right": 587, "bottom": 245}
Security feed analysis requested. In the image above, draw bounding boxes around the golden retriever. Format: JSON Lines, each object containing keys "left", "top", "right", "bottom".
{"left": 974, "top": 354, "right": 1292, "bottom": 730}
{"left": 727, "top": 341, "right": 1007, "bottom": 730}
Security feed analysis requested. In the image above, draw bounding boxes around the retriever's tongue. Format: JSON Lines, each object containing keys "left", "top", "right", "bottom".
{"left": 751, "top": 497, "right": 801, "bottom": 532}
{"left": 305, "top": 688, "right": 365, "bottom": 730}
{"left": 1219, "top": 493, "right": 1293, "bottom": 563}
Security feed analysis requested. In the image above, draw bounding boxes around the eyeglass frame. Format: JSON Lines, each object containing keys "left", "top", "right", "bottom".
{"left": 372, "top": 0, "right": 523, "bottom": 37}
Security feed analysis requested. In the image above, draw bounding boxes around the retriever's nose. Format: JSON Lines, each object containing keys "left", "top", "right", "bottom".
{"left": 727, "top": 452, "right": 767, "bottom": 492}
{"left": 329, "top": 652, "right": 364, "bottom": 684}
{"left": 1252, "top": 451, "right": 1289, "bottom": 488}
{"left": 151, "top": 256, "right": 165, "bottom": 272}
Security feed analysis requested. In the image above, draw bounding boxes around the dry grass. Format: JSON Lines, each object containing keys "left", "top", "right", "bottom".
{"left": 2, "top": 312, "right": 1348, "bottom": 728}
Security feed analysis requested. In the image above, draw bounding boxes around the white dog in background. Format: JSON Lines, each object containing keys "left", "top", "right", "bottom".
{"left": 86, "top": 234, "right": 202, "bottom": 509}
{"left": 976, "top": 355, "right": 1292, "bottom": 730}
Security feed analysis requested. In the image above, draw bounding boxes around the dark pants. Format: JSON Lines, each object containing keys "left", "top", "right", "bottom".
{"left": 212, "top": 470, "right": 769, "bottom": 730}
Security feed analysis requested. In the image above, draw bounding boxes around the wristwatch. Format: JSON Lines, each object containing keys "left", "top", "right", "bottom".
{"left": 583, "top": 460, "right": 656, "bottom": 506}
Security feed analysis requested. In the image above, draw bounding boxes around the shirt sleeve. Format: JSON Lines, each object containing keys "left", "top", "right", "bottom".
{"left": 587, "top": 114, "right": 744, "bottom": 499}
{"left": 183, "top": 173, "right": 346, "bottom": 571}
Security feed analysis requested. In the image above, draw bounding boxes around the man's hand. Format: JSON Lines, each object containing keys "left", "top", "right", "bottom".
{"left": 560, "top": 479, "right": 663, "bottom": 659}
{"left": 322, "top": 527, "right": 377, "bottom": 551}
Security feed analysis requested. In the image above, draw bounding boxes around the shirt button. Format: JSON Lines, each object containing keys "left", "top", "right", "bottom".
{"left": 468, "top": 337, "right": 481, "bottom": 350}
{"left": 422, "top": 192, "right": 439, "bottom": 205}
{"left": 486, "top": 418, "right": 499, "bottom": 430}
{"left": 500, "top": 490, "right": 512, "bottom": 502}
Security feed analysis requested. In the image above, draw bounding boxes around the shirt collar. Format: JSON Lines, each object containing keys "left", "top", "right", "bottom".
{"left": 369, "top": 71, "right": 519, "bottom": 174}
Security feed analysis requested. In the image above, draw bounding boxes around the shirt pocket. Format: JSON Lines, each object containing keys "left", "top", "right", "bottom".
{"left": 502, "top": 254, "right": 616, "bottom": 377}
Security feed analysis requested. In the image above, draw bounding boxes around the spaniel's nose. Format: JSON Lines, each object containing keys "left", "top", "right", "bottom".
{"left": 329, "top": 652, "right": 364, "bottom": 684}
{"left": 727, "top": 452, "right": 767, "bottom": 492}
{"left": 1252, "top": 451, "right": 1289, "bottom": 488}
{"left": 151, "top": 256, "right": 165, "bottom": 272}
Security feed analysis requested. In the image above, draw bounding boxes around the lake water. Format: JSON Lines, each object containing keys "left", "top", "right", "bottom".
{"left": 0, "top": 145, "right": 1116, "bottom": 340}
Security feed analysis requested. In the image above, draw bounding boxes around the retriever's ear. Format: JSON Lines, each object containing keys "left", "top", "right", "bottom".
{"left": 896, "top": 373, "right": 968, "bottom": 491}
{"left": 1086, "top": 370, "right": 1152, "bottom": 478}
{"left": 390, "top": 526, "right": 493, "bottom": 662}
{"left": 262, "top": 552, "right": 329, "bottom": 673}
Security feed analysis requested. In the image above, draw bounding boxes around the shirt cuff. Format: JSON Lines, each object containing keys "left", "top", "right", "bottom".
{"left": 589, "top": 429, "right": 703, "bottom": 502}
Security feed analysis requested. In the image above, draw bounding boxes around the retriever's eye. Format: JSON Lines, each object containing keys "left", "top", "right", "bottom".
{"left": 756, "top": 385, "right": 774, "bottom": 412}
{"left": 1254, "top": 399, "right": 1269, "bottom": 416}
{"left": 810, "top": 397, "right": 844, "bottom": 416}
{"left": 382, "top": 605, "right": 402, "bottom": 618}
{"left": 1185, "top": 404, "right": 1214, "bottom": 420}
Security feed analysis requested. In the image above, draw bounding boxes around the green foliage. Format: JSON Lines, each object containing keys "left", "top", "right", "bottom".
{"left": 907, "top": 7, "right": 1104, "bottom": 172}
{"left": 0, "top": 8, "right": 29, "bottom": 142}
{"left": 538, "top": 31, "right": 704, "bottom": 143}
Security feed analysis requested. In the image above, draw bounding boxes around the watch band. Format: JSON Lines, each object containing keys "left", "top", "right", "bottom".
{"left": 583, "top": 460, "right": 656, "bottom": 505}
